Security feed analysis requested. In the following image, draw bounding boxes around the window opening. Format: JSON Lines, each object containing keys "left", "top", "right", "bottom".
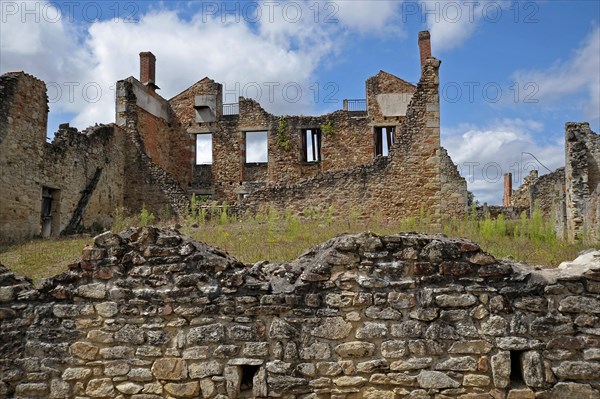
{"left": 245, "top": 131, "right": 268, "bottom": 163}
{"left": 302, "top": 128, "right": 322, "bottom": 162}
{"left": 375, "top": 126, "right": 396, "bottom": 157}
{"left": 196, "top": 134, "right": 213, "bottom": 165}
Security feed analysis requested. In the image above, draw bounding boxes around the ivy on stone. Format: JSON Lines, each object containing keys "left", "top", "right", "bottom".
{"left": 277, "top": 116, "right": 291, "bottom": 151}
{"left": 321, "top": 120, "right": 335, "bottom": 136}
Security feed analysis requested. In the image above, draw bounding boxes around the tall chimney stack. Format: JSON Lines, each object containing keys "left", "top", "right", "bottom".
{"left": 503, "top": 173, "right": 513, "bottom": 207}
{"left": 139, "top": 51, "right": 158, "bottom": 92}
{"left": 418, "top": 31, "right": 432, "bottom": 68}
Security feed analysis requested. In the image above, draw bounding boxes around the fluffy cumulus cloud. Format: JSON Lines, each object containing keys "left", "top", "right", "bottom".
{"left": 0, "top": 0, "right": 404, "bottom": 133}
{"left": 334, "top": 0, "right": 406, "bottom": 36}
{"left": 420, "top": 0, "right": 501, "bottom": 53}
{"left": 443, "top": 118, "right": 565, "bottom": 204}
{"left": 512, "top": 26, "right": 600, "bottom": 123}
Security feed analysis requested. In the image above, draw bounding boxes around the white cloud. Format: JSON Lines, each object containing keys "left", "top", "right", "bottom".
{"left": 421, "top": 0, "right": 500, "bottom": 53}
{"left": 443, "top": 118, "right": 564, "bottom": 204}
{"left": 512, "top": 26, "right": 600, "bottom": 122}
{"left": 334, "top": 0, "right": 406, "bottom": 36}
{"left": 2, "top": 0, "right": 406, "bottom": 133}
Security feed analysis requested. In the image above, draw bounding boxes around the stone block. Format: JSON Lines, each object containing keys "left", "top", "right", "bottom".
{"left": 151, "top": 358, "right": 188, "bottom": 380}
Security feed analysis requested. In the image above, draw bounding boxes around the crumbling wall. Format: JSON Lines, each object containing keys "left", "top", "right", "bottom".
{"left": 242, "top": 57, "right": 447, "bottom": 223}
{"left": 0, "top": 73, "right": 128, "bottom": 242}
{"left": 115, "top": 79, "right": 190, "bottom": 217}
{"left": 171, "top": 83, "right": 378, "bottom": 203}
{"left": 42, "top": 124, "right": 128, "bottom": 232}
{"left": 440, "top": 147, "right": 468, "bottom": 217}
{"left": 0, "top": 72, "right": 50, "bottom": 241}
{"left": 1, "top": 226, "right": 599, "bottom": 399}
{"left": 117, "top": 77, "right": 193, "bottom": 189}
{"left": 366, "top": 71, "right": 415, "bottom": 122}
{"left": 565, "top": 122, "right": 600, "bottom": 242}
{"left": 509, "top": 169, "right": 565, "bottom": 218}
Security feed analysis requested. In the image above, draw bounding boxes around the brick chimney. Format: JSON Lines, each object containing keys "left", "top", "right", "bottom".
{"left": 503, "top": 173, "right": 512, "bottom": 207}
{"left": 139, "top": 51, "right": 158, "bottom": 92}
{"left": 418, "top": 31, "right": 432, "bottom": 68}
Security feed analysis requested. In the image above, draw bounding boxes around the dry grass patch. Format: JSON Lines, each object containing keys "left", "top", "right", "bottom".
{"left": 0, "top": 237, "right": 91, "bottom": 282}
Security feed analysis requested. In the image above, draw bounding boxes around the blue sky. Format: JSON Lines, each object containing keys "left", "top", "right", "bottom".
{"left": 1, "top": 1, "right": 599, "bottom": 204}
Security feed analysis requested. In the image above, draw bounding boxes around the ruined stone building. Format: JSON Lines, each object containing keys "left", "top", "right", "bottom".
{"left": 0, "top": 31, "right": 468, "bottom": 244}
{"left": 505, "top": 123, "right": 600, "bottom": 242}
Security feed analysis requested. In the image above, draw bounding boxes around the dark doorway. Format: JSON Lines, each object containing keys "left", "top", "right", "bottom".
{"left": 41, "top": 187, "right": 60, "bottom": 237}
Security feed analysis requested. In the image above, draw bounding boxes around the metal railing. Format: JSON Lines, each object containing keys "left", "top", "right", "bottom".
{"left": 223, "top": 103, "right": 239, "bottom": 115}
{"left": 343, "top": 99, "right": 366, "bottom": 112}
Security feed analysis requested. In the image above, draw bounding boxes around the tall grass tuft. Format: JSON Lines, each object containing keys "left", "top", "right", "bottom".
{"left": 2, "top": 203, "right": 597, "bottom": 281}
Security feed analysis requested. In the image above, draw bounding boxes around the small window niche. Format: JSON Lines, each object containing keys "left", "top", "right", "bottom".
{"left": 245, "top": 131, "right": 268, "bottom": 163}
{"left": 240, "top": 365, "right": 260, "bottom": 395}
{"left": 374, "top": 126, "right": 396, "bottom": 157}
{"left": 302, "top": 128, "right": 322, "bottom": 162}
{"left": 510, "top": 350, "right": 525, "bottom": 387}
{"left": 196, "top": 133, "right": 213, "bottom": 165}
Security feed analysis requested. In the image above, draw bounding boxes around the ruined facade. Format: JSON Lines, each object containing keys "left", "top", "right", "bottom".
{"left": 0, "top": 73, "right": 189, "bottom": 244}
{"left": 507, "top": 123, "right": 599, "bottom": 242}
{"left": 1, "top": 227, "right": 600, "bottom": 398}
{"left": 0, "top": 31, "right": 468, "bottom": 243}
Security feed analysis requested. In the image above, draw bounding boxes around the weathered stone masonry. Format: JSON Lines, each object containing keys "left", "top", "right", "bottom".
{"left": 242, "top": 57, "right": 466, "bottom": 223}
{"left": 0, "top": 72, "right": 190, "bottom": 244}
{"left": 508, "top": 123, "right": 599, "bottom": 242}
{"left": 1, "top": 31, "right": 468, "bottom": 243}
{"left": 0, "top": 72, "right": 126, "bottom": 242}
{"left": 1, "top": 227, "right": 599, "bottom": 398}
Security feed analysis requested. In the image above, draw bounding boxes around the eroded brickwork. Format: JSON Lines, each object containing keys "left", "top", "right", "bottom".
{"left": 1, "top": 227, "right": 599, "bottom": 398}
{"left": 509, "top": 123, "right": 599, "bottom": 242}
{"left": 1, "top": 31, "right": 469, "bottom": 242}
{"left": 0, "top": 73, "right": 128, "bottom": 242}
{"left": 242, "top": 57, "right": 464, "bottom": 223}
{"left": 565, "top": 122, "right": 600, "bottom": 242}
{"left": 440, "top": 147, "right": 469, "bottom": 218}
{"left": 0, "top": 73, "right": 190, "bottom": 244}
{"left": 510, "top": 169, "right": 565, "bottom": 218}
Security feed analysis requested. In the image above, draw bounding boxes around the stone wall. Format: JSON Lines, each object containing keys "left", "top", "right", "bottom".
{"left": 167, "top": 33, "right": 468, "bottom": 211}
{"left": 440, "top": 147, "right": 468, "bottom": 218}
{"left": 1, "top": 226, "right": 599, "bottom": 399}
{"left": 115, "top": 79, "right": 191, "bottom": 217}
{"left": 565, "top": 123, "right": 600, "bottom": 242}
{"left": 509, "top": 169, "right": 565, "bottom": 218}
{"left": 509, "top": 122, "right": 599, "bottom": 242}
{"left": 0, "top": 72, "right": 192, "bottom": 244}
{"left": 172, "top": 85, "right": 384, "bottom": 203}
{"left": 0, "top": 72, "right": 129, "bottom": 243}
{"left": 242, "top": 57, "right": 467, "bottom": 223}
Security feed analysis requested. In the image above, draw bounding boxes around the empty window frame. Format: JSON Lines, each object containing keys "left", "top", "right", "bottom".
{"left": 245, "top": 131, "right": 268, "bottom": 163}
{"left": 302, "top": 129, "right": 322, "bottom": 162}
{"left": 196, "top": 134, "right": 213, "bottom": 165}
{"left": 374, "top": 126, "right": 396, "bottom": 157}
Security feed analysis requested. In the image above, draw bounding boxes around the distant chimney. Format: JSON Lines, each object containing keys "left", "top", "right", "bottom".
{"left": 418, "top": 31, "right": 432, "bottom": 68}
{"left": 503, "top": 173, "right": 512, "bottom": 207}
{"left": 139, "top": 51, "right": 158, "bottom": 92}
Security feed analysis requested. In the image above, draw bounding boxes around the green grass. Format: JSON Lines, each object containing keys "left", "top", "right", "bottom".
{"left": 181, "top": 208, "right": 593, "bottom": 268}
{"left": 1, "top": 205, "right": 597, "bottom": 282}
{"left": 0, "top": 236, "right": 91, "bottom": 281}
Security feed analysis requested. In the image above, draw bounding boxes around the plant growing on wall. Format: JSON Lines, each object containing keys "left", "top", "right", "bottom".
{"left": 321, "top": 120, "right": 336, "bottom": 136}
{"left": 277, "top": 116, "right": 292, "bottom": 151}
